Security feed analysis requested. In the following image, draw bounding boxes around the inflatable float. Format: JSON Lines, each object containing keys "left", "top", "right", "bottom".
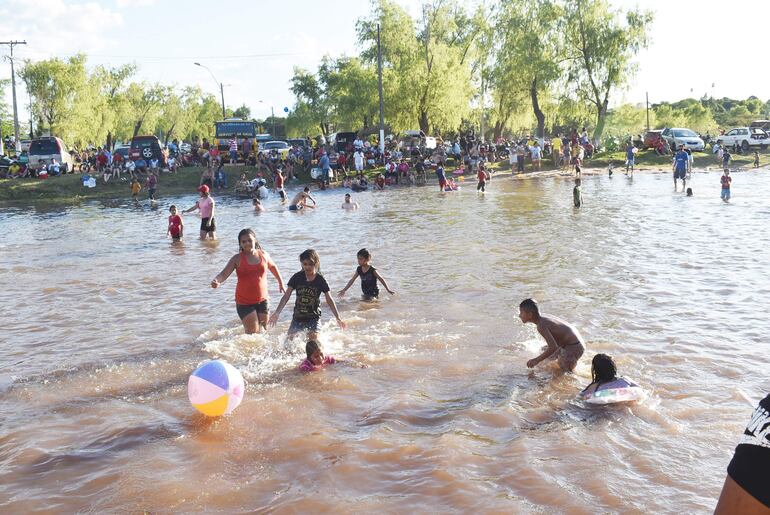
{"left": 579, "top": 378, "right": 645, "bottom": 405}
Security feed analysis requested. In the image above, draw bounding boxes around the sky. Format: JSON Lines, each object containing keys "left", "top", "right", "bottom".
{"left": 0, "top": 0, "right": 767, "bottom": 129}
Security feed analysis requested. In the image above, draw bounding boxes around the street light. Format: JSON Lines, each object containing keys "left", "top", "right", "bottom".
{"left": 194, "top": 62, "right": 226, "bottom": 119}
{"left": 258, "top": 100, "right": 275, "bottom": 138}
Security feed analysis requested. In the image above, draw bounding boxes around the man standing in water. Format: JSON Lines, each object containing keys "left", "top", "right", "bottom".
{"left": 518, "top": 298, "right": 585, "bottom": 372}
{"left": 673, "top": 144, "right": 689, "bottom": 191}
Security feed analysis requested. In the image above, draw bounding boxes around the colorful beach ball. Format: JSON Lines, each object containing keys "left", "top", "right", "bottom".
{"left": 187, "top": 360, "right": 245, "bottom": 417}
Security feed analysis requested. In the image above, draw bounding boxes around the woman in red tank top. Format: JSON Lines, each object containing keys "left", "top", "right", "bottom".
{"left": 211, "top": 228, "right": 285, "bottom": 333}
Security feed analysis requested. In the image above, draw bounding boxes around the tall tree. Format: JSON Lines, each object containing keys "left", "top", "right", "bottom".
{"left": 20, "top": 54, "right": 88, "bottom": 137}
{"left": 232, "top": 104, "right": 251, "bottom": 120}
{"left": 93, "top": 63, "right": 136, "bottom": 149}
{"left": 357, "top": 0, "right": 477, "bottom": 134}
{"left": 492, "top": 0, "right": 562, "bottom": 141}
{"left": 562, "top": 0, "right": 652, "bottom": 144}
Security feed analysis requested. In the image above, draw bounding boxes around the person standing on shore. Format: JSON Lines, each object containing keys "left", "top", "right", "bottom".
{"left": 518, "top": 298, "right": 585, "bottom": 372}
{"left": 183, "top": 185, "right": 216, "bottom": 240}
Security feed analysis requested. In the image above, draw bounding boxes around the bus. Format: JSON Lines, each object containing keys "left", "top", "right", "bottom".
{"left": 214, "top": 119, "right": 257, "bottom": 160}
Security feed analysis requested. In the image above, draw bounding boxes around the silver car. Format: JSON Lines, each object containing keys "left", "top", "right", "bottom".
{"left": 661, "top": 128, "right": 705, "bottom": 152}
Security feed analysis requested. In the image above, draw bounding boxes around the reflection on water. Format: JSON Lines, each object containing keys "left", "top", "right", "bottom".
{"left": 0, "top": 170, "right": 768, "bottom": 512}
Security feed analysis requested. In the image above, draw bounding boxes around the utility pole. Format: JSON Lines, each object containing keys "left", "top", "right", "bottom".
{"left": 271, "top": 106, "right": 275, "bottom": 138}
{"left": 377, "top": 23, "right": 385, "bottom": 154}
{"left": 219, "top": 83, "right": 225, "bottom": 119}
{"left": 645, "top": 92, "right": 650, "bottom": 132}
{"left": 1, "top": 40, "right": 27, "bottom": 153}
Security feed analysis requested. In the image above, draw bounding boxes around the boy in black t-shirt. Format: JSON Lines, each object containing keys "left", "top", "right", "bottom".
{"left": 338, "top": 248, "right": 396, "bottom": 301}
{"left": 715, "top": 393, "right": 770, "bottom": 513}
{"left": 268, "top": 249, "right": 346, "bottom": 340}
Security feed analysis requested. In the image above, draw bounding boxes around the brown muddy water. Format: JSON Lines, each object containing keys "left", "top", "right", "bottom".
{"left": 0, "top": 170, "right": 767, "bottom": 513}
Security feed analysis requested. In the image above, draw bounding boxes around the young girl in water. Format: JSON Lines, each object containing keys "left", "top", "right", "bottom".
{"left": 298, "top": 340, "right": 336, "bottom": 372}
{"left": 268, "top": 249, "right": 346, "bottom": 340}
{"left": 338, "top": 248, "right": 396, "bottom": 301}
{"left": 211, "top": 228, "right": 285, "bottom": 334}
{"left": 167, "top": 205, "right": 184, "bottom": 240}
{"left": 579, "top": 354, "right": 637, "bottom": 398}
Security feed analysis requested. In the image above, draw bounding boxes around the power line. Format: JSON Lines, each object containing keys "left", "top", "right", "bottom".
{"left": 12, "top": 50, "right": 314, "bottom": 62}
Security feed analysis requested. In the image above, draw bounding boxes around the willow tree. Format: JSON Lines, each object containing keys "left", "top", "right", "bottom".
{"left": 357, "top": 0, "right": 478, "bottom": 134}
{"left": 562, "top": 0, "right": 652, "bottom": 144}
{"left": 492, "top": 0, "right": 562, "bottom": 141}
{"left": 21, "top": 54, "right": 88, "bottom": 139}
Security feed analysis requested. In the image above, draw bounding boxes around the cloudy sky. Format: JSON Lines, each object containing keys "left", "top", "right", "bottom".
{"left": 0, "top": 0, "right": 766, "bottom": 127}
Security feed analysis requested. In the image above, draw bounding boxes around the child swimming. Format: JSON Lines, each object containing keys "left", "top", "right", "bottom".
{"left": 579, "top": 353, "right": 643, "bottom": 403}
{"left": 268, "top": 249, "right": 346, "bottom": 340}
{"left": 338, "top": 248, "right": 396, "bottom": 300}
{"left": 298, "top": 340, "right": 336, "bottom": 372}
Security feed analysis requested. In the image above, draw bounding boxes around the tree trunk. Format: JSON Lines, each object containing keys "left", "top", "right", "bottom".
{"left": 164, "top": 123, "right": 176, "bottom": 146}
{"left": 133, "top": 120, "right": 142, "bottom": 138}
{"left": 493, "top": 121, "right": 503, "bottom": 142}
{"left": 593, "top": 99, "right": 609, "bottom": 147}
{"left": 418, "top": 110, "right": 429, "bottom": 135}
{"left": 106, "top": 132, "right": 113, "bottom": 151}
{"left": 530, "top": 78, "right": 545, "bottom": 142}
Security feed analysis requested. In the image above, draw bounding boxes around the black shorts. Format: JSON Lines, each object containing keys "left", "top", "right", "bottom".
{"left": 288, "top": 317, "right": 320, "bottom": 334}
{"left": 288, "top": 204, "right": 303, "bottom": 211}
{"left": 236, "top": 300, "right": 268, "bottom": 320}
{"left": 200, "top": 217, "right": 216, "bottom": 232}
{"left": 674, "top": 168, "right": 686, "bottom": 180}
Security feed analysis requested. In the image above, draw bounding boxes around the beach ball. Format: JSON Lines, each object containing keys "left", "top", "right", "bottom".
{"left": 187, "top": 360, "right": 245, "bottom": 417}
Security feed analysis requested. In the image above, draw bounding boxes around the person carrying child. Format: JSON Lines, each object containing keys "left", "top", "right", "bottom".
{"left": 268, "top": 249, "right": 346, "bottom": 340}
{"left": 338, "top": 248, "right": 396, "bottom": 301}
{"left": 518, "top": 298, "right": 585, "bottom": 372}
{"left": 211, "top": 228, "right": 285, "bottom": 334}
{"left": 167, "top": 205, "right": 184, "bottom": 240}
{"left": 298, "top": 340, "right": 336, "bottom": 372}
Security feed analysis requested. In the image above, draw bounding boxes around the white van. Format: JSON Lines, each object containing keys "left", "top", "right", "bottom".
{"left": 29, "top": 137, "right": 74, "bottom": 172}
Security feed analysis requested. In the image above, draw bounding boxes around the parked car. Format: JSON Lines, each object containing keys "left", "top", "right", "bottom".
{"left": 643, "top": 129, "right": 663, "bottom": 149}
{"left": 262, "top": 140, "right": 290, "bottom": 159}
{"left": 749, "top": 120, "right": 770, "bottom": 133}
{"left": 287, "top": 138, "right": 310, "bottom": 149}
{"left": 113, "top": 145, "right": 131, "bottom": 161}
{"left": 329, "top": 131, "right": 357, "bottom": 153}
{"left": 129, "top": 135, "right": 167, "bottom": 166}
{"left": 716, "top": 127, "right": 770, "bottom": 151}
{"left": 661, "top": 128, "right": 705, "bottom": 151}
{"left": 28, "top": 137, "right": 75, "bottom": 172}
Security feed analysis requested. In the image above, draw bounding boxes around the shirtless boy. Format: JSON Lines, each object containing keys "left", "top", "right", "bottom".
{"left": 518, "top": 298, "right": 585, "bottom": 372}
{"left": 289, "top": 187, "right": 316, "bottom": 211}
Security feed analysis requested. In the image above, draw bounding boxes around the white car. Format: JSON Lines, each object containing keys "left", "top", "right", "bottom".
{"left": 717, "top": 127, "right": 770, "bottom": 151}
{"left": 661, "top": 128, "right": 705, "bottom": 152}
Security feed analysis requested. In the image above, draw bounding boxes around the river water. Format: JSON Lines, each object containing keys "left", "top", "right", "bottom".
{"left": 0, "top": 170, "right": 768, "bottom": 513}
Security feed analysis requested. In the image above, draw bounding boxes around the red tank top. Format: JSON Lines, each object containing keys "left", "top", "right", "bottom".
{"left": 235, "top": 250, "right": 271, "bottom": 305}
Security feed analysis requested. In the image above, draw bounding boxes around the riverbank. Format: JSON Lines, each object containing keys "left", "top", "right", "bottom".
{"left": 0, "top": 165, "right": 305, "bottom": 206}
{"left": 1, "top": 148, "right": 765, "bottom": 206}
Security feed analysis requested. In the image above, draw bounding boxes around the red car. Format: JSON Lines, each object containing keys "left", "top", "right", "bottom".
{"left": 643, "top": 130, "right": 663, "bottom": 149}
